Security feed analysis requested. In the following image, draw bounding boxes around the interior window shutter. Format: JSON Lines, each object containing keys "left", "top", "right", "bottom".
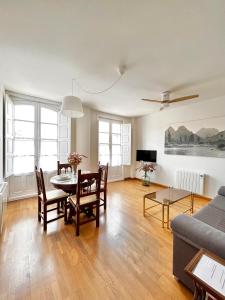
{"left": 122, "top": 123, "right": 131, "bottom": 165}
{"left": 0, "top": 87, "right": 4, "bottom": 180}
{"left": 4, "top": 95, "right": 14, "bottom": 177}
{"left": 58, "top": 112, "right": 71, "bottom": 163}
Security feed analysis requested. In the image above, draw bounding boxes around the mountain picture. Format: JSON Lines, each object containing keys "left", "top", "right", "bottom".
{"left": 164, "top": 117, "right": 225, "bottom": 158}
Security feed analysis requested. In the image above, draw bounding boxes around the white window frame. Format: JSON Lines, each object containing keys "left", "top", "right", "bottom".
{"left": 12, "top": 99, "right": 59, "bottom": 175}
{"left": 38, "top": 103, "right": 59, "bottom": 172}
{"left": 13, "top": 100, "right": 36, "bottom": 175}
{"left": 98, "top": 118, "right": 123, "bottom": 167}
{"left": 98, "top": 118, "right": 131, "bottom": 167}
{"left": 4, "top": 92, "right": 71, "bottom": 177}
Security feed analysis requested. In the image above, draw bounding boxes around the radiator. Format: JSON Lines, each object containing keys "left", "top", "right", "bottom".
{"left": 175, "top": 170, "right": 205, "bottom": 195}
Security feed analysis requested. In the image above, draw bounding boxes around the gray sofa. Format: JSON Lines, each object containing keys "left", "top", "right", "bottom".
{"left": 171, "top": 186, "right": 225, "bottom": 291}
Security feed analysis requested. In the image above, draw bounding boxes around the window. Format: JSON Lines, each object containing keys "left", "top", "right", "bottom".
{"left": 13, "top": 104, "right": 35, "bottom": 174}
{"left": 98, "top": 119, "right": 124, "bottom": 167}
{"left": 40, "top": 107, "right": 58, "bottom": 171}
{"left": 12, "top": 102, "right": 59, "bottom": 174}
{"left": 112, "top": 123, "right": 122, "bottom": 166}
{"left": 5, "top": 97, "right": 70, "bottom": 176}
{"left": 99, "top": 120, "right": 110, "bottom": 165}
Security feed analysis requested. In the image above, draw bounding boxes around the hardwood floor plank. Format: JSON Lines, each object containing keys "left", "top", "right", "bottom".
{"left": 0, "top": 180, "right": 208, "bottom": 299}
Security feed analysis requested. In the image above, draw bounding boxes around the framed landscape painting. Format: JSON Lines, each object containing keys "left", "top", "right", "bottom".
{"left": 164, "top": 116, "right": 225, "bottom": 158}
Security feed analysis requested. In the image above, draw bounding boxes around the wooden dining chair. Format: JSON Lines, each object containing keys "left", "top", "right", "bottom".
{"left": 98, "top": 162, "right": 109, "bottom": 210}
{"left": 35, "top": 166, "right": 68, "bottom": 231}
{"left": 68, "top": 170, "right": 101, "bottom": 236}
{"left": 57, "top": 161, "right": 72, "bottom": 175}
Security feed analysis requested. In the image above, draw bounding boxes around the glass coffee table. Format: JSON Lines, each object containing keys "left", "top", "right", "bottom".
{"left": 143, "top": 187, "right": 194, "bottom": 229}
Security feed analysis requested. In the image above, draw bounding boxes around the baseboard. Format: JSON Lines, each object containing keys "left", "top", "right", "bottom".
{"left": 194, "top": 194, "right": 211, "bottom": 201}
{"left": 131, "top": 177, "right": 167, "bottom": 188}
{"left": 124, "top": 177, "right": 136, "bottom": 180}
{"left": 8, "top": 192, "right": 37, "bottom": 201}
{"left": 127, "top": 177, "right": 211, "bottom": 201}
{"left": 150, "top": 181, "right": 168, "bottom": 188}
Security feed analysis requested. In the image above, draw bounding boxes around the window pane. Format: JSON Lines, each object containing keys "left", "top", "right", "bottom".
{"left": 99, "top": 144, "right": 109, "bottom": 155}
{"left": 15, "top": 121, "right": 34, "bottom": 138}
{"left": 13, "top": 156, "right": 34, "bottom": 174}
{"left": 41, "top": 107, "right": 57, "bottom": 124}
{"left": 99, "top": 155, "right": 110, "bottom": 165}
{"left": 112, "top": 123, "right": 121, "bottom": 134}
{"left": 112, "top": 134, "right": 121, "bottom": 144}
{"left": 112, "top": 145, "right": 121, "bottom": 155}
{"left": 15, "top": 105, "right": 34, "bottom": 121}
{"left": 99, "top": 132, "right": 109, "bottom": 144}
{"left": 14, "top": 140, "right": 34, "bottom": 155}
{"left": 7, "top": 119, "right": 13, "bottom": 136}
{"left": 41, "top": 124, "right": 57, "bottom": 139}
{"left": 99, "top": 121, "right": 109, "bottom": 133}
{"left": 41, "top": 141, "right": 57, "bottom": 155}
{"left": 40, "top": 156, "right": 57, "bottom": 171}
{"left": 112, "top": 155, "right": 121, "bottom": 166}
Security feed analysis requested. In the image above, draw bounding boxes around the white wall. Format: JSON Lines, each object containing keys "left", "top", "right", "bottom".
{"left": 135, "top": 97, "right": 225, "bottom": 198}
{"left": 71, "top": 106, "right": 92, "bottom": 170}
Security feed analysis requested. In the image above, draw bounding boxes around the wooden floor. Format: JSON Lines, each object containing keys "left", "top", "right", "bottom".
{"left": 0, "top": 180, "right": 208, "bottom": 300}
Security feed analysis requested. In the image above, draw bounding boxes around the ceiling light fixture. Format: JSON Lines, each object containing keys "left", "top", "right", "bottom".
{"left": 61, "top": 65, "right": 126, "bottom": 118}
{"left": 61, "top": 80, "right": 84, "bottom": 118}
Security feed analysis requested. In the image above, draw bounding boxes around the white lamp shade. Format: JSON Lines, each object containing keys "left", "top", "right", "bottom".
{"left": 61, "top": 96, "right": 84, "bottom": 118}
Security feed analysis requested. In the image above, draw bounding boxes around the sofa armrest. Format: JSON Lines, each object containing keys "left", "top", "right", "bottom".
{"left": 218, "top": 186, "right": 225, "bottom": 197}
{"left": 171, "top": 214, "right": 225, "bottom": 260}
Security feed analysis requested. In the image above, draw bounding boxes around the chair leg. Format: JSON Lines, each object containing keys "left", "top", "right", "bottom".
{"left": 68, "top": 203, "right": 75, "bottom": 223}
{"left": 43, "top": 204, "right": 47, "bottom": 231}
{"left": 96, "top": 202, "right": 100, "bottom": 228}
{"left": 38, "top": 198, "right": 41, "bottom": 222}
{"left": 64, "top": 199, "right": 68, "bottom": 224}
{"left": 76, "top": 209, "right": 80, "bottom": 236}
{"left": 61, "top": 200, "right": 64, "bottom": 209}
{"left": 57, "top": 202, "right": 60, "bottom": 214}
{"left": 104, "top": 190, "right": 107, "bottom": 210}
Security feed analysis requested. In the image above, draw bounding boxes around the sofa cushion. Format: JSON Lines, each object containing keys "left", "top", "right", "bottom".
{"left": 218, "top": 186, "right": 225, "bottom": 197}
{"left": 171, "top": 214, "right": 225, "bottom": 261}
{"left": 194, "top": 204, "right": 225, "bottom": 233}
{"left": 210, "top": 195, "right": 225, "bottom": 212}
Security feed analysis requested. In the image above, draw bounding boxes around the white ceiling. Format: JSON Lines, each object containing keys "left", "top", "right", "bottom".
{"left": 1, "top": 0, "right": 225, "bottom": 117}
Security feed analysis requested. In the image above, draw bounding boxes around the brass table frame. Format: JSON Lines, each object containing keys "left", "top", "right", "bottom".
{"left": 143, "top": 188, "right": 194, "bottom": 229}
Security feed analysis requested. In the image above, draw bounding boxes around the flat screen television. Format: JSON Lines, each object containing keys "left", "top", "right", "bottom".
{"left": 136, "top": 150, "right": 157, "bottom": 163}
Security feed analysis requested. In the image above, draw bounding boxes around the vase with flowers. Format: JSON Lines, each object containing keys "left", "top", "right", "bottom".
{"left": 68, "top": 152, "right": 87, "bottom": 176}
{"left": 137, "top": 162, "right": 156, "bottom": 186}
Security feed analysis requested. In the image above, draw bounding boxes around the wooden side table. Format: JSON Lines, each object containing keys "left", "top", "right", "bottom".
{"left": 185, "top": 249, "right": 225, "bottom": 300}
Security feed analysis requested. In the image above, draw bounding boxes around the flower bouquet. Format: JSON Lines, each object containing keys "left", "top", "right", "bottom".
{"left": 68, "top": 152, "right": 87, "bottom": 175}
{"left": 137, "top": 162, "right": 156, "bottom": 186}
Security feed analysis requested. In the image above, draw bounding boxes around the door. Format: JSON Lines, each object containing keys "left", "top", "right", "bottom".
{"left": 98, "top": 119, "right": 124, "bottom": 181}
{"left": 5, "top": 94, "right": 71, "bottom": 200}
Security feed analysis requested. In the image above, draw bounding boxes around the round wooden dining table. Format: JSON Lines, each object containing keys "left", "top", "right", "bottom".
{"left": 50, "top": 174, "right": 77, "bottom": 194}
{"left": 50, "top": 171, "right": 94, "bottom": 222}
{"left": 50, "top": 171, "right": 91, "bottom": 194}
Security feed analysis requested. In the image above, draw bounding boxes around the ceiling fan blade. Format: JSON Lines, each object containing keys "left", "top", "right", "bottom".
{"left": 168, "top": 94, "right": 199, "bottom": 104}
{"left": 141, "top": 99, "right": 163, "bottom": 103}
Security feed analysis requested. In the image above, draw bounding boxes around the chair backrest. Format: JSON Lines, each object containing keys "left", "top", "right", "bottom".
{"left": 98, "top": 162, "right": 109, "bottom": 190}
{"left": 57, "top": 161, "right": 72, "bottom": 175}
{"left": 35, "top": 166, "right": 47, "bottom": 201}
{"left": 76, "top": 170, "right": 101, "bottom": 205}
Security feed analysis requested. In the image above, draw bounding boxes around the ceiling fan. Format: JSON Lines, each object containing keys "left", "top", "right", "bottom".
{"left": 142, "top": 91, "right": 199, "bottom": 111}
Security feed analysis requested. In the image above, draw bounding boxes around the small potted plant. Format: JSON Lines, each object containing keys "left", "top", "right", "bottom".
{"left": 137, "top": 162, "right": 156, "bottom": 186}
{"left": 68, "top": 152, "right": 87, "bottom": 175}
